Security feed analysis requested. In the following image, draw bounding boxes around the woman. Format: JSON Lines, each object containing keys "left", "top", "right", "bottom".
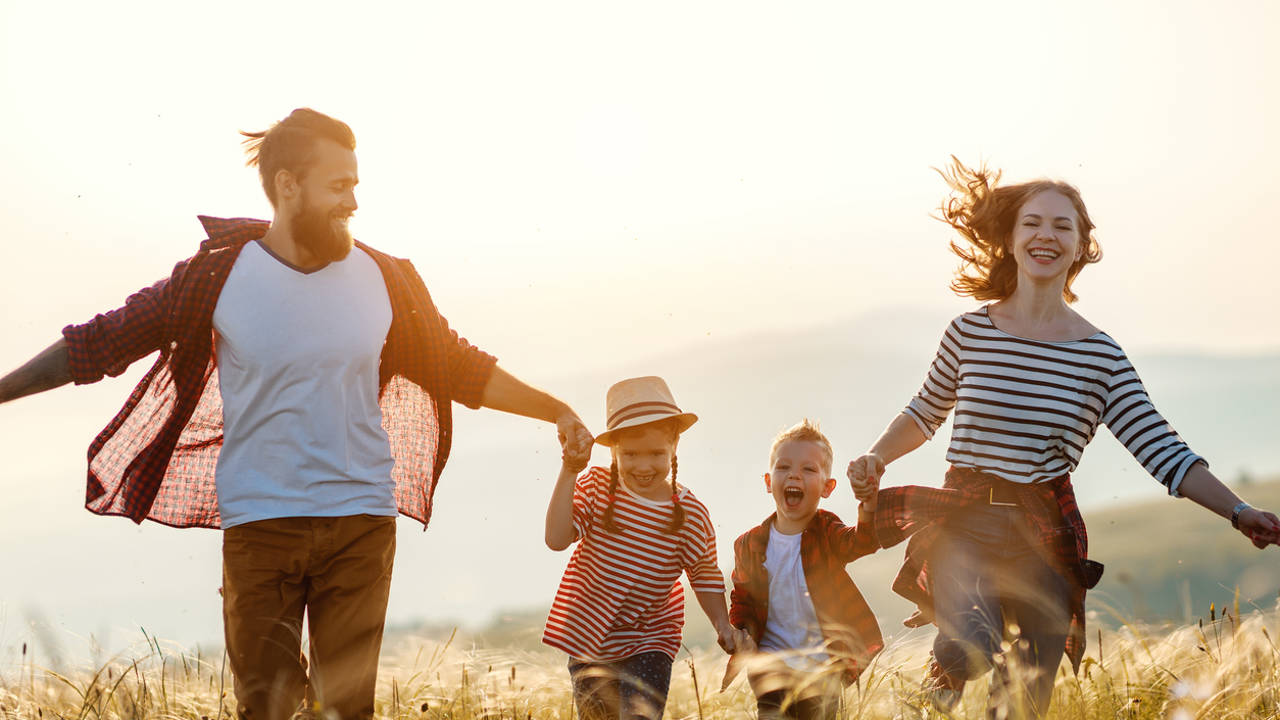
{"left": 848, "top": 158, "right": 1280, "bottom": 718}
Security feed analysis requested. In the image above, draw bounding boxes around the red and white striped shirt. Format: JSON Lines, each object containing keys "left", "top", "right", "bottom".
{"left": 542, "top": 466, "right": 726, "bottom": 662}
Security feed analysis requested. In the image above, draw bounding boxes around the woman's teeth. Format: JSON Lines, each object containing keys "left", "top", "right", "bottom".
{"left": 1029, "top": 248, "right": 1060, "bottom": 260}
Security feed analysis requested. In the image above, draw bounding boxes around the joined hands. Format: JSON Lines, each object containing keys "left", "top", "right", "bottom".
{"left": 847, "top": 452, "right": 883, "bottom": 511}
{"left": 558, "top": 413, "right": 593, "bottom": 473}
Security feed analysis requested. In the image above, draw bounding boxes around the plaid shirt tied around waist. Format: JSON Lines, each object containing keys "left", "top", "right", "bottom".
{"left": 729, "top": 509, "right": 885, "bottom": 684}
{"left": 61, "top": 216, "right": 497, "bottom": 529}
{"left": 874, "top": 466, "right": 1103, "bottom": 673}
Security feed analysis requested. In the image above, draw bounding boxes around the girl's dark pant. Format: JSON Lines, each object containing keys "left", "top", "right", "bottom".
{"left": 568, "top": 651, "right": 674, "bottom": 720}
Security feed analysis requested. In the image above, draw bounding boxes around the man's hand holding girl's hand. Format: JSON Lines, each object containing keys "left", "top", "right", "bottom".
{"left": 557, "top": 413, "right": 593, "bottom": 472}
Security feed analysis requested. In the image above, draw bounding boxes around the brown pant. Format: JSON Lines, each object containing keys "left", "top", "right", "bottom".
{"left": 222, "top": 514, "right": 396, "bottom": 720}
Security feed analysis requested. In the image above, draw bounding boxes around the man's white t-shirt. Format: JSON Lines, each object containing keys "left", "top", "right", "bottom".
{"left": 211, "top": 240, "right": 397, "bottom": 529}
{"left": 759, "top": 525, "right": 830, "bottom": 670}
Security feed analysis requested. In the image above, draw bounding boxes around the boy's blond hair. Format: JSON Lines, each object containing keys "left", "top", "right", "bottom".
{"left": 768, "top": 419, "right": 834, "bottom": 476}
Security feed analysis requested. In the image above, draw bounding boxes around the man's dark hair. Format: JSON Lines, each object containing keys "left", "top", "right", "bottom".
{"left": 241, "top": 108, "right": 356, "bottom": 207}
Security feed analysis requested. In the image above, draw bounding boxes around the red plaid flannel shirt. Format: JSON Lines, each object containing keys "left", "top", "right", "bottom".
{"left": 873, "top": 466, "right": 1104, "bottom": 673}
{"left": 61, "top": 216, "right": 497, "bottom": 529}
{"left": 729, "top": 509, "right": 885, "bottom": 684}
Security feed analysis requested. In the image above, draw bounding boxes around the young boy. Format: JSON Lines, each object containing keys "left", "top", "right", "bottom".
{"left": 728, "top": 420, "right": 882, "bottom": 720}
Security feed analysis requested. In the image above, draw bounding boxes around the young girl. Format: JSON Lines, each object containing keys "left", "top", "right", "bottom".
{"left": 543, "top": 376, "right": 740, "bottom": 720}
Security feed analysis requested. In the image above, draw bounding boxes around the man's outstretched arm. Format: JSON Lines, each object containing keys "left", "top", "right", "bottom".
{"left": 0, "top": 338, "right": 72, "bottom": 405}
{"left": 480, "top": 366, "right": 594, "bottom": 459}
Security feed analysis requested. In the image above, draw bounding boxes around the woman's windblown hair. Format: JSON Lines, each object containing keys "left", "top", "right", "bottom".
{"left": 936, "top": 157, "right": 1102, "bottom": 303}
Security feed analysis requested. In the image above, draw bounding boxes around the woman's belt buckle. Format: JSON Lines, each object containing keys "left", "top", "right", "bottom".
{"left": 988, "top": 486, "right": 1018, "bottom": 507}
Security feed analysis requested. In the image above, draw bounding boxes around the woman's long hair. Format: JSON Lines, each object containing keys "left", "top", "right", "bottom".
{"left": 936, "top": 157, "right": 1102, "bottom": 303}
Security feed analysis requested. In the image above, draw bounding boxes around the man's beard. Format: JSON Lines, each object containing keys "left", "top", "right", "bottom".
{"left": 293, "top": 197, "right": 353, "bottom": 265}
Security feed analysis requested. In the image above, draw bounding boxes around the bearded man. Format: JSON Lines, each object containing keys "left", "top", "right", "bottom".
{"left": 0, "top": 108, "right": 593, "bottom": 720}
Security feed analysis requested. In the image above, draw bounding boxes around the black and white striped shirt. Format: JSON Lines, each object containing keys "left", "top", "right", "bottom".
{"left": 905, "top": 306, "right": 1204, "bottom": 494}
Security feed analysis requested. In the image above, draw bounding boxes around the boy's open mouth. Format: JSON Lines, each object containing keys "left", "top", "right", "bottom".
{"left": 783, "top": 487, "right": 805, "bottom": 509}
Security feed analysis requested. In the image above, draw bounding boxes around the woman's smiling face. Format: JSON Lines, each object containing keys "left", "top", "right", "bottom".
{"left": 1008, "top": 189, "right": 1082, "bottom": 289}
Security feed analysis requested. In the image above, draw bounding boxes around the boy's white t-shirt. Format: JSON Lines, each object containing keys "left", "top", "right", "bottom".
{"left": 759, "top": 524, "right": 829, "bottom": 670}
{"left": 211, "top": 240, "right": 398, "bottom": 529}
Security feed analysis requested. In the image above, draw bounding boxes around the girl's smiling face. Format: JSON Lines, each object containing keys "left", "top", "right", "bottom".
{"left": 612, "top": 424, "right": 678, "bottom": 502}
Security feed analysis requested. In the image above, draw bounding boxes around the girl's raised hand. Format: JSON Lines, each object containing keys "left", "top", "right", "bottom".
{"left": 557, "top": 413, "right": 594, "bottom": 455}
{"left": 561, "top": 444, "right": 590, "bottom": 474}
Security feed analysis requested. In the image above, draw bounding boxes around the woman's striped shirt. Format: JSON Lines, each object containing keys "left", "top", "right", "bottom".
{"left": 904, "top": 306, "right": 1204, "bottom": 494}
{"left": 542, "top": 466, "right": 726, "bottom": 662}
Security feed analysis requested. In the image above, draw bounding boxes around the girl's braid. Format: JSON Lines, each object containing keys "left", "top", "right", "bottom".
{"left": 667, "top": 455, "right": 686, "bottom": 533}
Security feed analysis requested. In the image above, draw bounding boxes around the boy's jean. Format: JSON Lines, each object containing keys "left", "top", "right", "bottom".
{"left": 748, "top": 652, "right": 843, "bottom": 720}
{"left": 930, "top": 502, "right": 1070, "bottom": 718}
{"left": 756, "top": 684, "right": 840, "bottom": 720}
{"left": 568, "top": 652, "right": 673, "bottom": 720}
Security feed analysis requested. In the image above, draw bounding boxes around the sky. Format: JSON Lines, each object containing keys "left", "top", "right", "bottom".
{"left": 0, "top": 0, "right": 1278, "bottom": 665}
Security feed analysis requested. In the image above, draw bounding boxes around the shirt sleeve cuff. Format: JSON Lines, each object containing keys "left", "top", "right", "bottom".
{"left": 691, "top": 579, "right": 727, "bottom": 593}
{"left": 903, "top": 407, "right": 936, "bottom": 440}
{"left": 1166, "top": 455, "right": 1207, "bottom": 498}
{"left": 61, "top": 322, "right": 107, "bottom": 385}
{"left": 452, "top": 351, "right": 498, "bottom": 409}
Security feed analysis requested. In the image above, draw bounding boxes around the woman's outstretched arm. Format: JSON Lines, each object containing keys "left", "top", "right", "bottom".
{"left": 1177, "top": 463, "right": 1280, "bottom": 548}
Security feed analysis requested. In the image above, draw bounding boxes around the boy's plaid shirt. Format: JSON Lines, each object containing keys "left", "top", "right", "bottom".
{"left": 729, "top": 508, "right": 885, "bottom": 684}
{"left": 874, "top": 466, "right": 1104, "bottom": 674}
{"left": 61, "top": 216, "right": 497, "bottom": 529}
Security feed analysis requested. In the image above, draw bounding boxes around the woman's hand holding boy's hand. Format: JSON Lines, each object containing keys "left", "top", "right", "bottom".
{"left": 847, "top": 452, "right": 885, "bottom": 489}
{"left": 848, "top": 453, "right": 883, "bottom": 511}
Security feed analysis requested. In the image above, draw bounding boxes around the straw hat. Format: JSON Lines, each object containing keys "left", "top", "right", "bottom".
{"left": 594, "top": 376, "right": 698, "bottom": 447}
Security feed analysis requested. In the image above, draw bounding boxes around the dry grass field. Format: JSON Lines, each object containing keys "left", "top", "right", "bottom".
{"left": 4, "top": 602, "right": 1280, "bottom": 720}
